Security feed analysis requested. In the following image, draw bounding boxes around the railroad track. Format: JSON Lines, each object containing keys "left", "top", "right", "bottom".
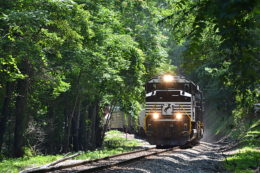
{"left": 23, "top": 147, "right": 178, "bottom": 173}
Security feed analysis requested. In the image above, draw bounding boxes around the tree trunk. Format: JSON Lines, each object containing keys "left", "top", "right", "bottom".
{"left": 78, "top": 105, "right": 88, "bottom": 150}
{"left": 90, "top": 103, "right": 97, "bottom": 149}
{"left": 46, "top": 104, "right": 55, "bottom": 154}
{"left": 63, "top": 72, "right": 81, "bottom": 152}
{"left": 63, "top": 105, "right": 71, "bottom": 152}
{"left": 0, "top": 82, "right": 14, "bottom": 152}
{"left": 13, "top": 59, "right": 30, "bottom": 157}
{"left": 101, "top": 102, "right": 116, "bottom": 143}
{"left": 72, "top": 98, "right": 81, "bottom": 151}
{"left": 94, "top": 102, "right": 102, "bottom": 148}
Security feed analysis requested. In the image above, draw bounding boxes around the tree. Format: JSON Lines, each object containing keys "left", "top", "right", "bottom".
{"left": 159, "top": 0, "right": 259, "bottom": 121}
{"left": 0, "top": 0, "right": 92, "bottom": 156}
{"left": 0, "top": 0, "right": 175, "bottom": 157}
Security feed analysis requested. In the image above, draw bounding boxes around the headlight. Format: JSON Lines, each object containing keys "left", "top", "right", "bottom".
{"left": 152, "top": 112, "right": 160, "bottom": 119}
{"left": 175, "top": 113, "right": 182, "bottom": 120}
{"left": 163, "top": 75, "right": 174, "bottom": 82}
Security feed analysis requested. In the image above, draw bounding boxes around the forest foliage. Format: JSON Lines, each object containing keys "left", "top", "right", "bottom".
{"left": 0, "top": 0, "right": 173, "bottom": 158}
{"left": 159, "top": 0, "right": 259, "bottom": 123}
{"left": 0, "top": 0, "right": 259, "bottom": 159}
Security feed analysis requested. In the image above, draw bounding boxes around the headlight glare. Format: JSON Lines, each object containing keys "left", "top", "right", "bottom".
{"left": 152, "top": 112, "right": 160, "bottom": 119}
{"left": 163, "top": 75, "right": 174, "bottom": 82}
{"left": 175, "top": 112, "right": 182, "bottom": 120}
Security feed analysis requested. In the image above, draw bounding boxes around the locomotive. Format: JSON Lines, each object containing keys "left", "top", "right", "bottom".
{"left": 139, "top": 74, "right": 204, "bottom": 147}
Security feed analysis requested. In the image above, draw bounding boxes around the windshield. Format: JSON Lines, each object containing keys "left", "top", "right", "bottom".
{"left": 146, "top": 91, "right": 191, "bottom": 102}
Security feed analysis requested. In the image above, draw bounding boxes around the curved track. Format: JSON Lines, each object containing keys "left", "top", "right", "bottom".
{"left": 23, "top": 147, "right": 178, "bottom": 173}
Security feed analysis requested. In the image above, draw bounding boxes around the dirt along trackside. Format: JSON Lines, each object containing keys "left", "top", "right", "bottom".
{"left": 101, "top": 141, "right": 227, "bottom": 173}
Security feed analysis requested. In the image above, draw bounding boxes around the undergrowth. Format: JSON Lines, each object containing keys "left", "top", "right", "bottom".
{"left": 75, "top": 130, "right": 142, "bottom": 160}
{"left": 0, "top": 130, "right": 142, "bottom": 173}
{"left": 225, "top": 147, "right": 260, "bottom": 173}
{"left": 0, "top": 155, "right": 62, "bottom": 173}
{"left": 224, "top": 119, "right": 260, "bottom": 173}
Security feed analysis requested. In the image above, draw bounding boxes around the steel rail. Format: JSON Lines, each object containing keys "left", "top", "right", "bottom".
{"left": 24, "top": 147, "right": 178, "bottom": 173}
{"left": 77, "top": 147, "right": 178, "bottom": 173}
{"left": 23, "top": 147, "right": 155, "bottom": 173}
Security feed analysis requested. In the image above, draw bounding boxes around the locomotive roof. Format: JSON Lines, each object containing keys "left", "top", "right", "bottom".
{"left": 147, "top": 75, "right": 201, "bottom": 92}
{"left": 147, "top": 75, "right": 193, "bottom": 84}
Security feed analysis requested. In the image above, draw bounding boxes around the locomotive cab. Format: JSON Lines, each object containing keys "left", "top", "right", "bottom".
{"left": 144, "top": 74, "right": 203, "bottom": 147}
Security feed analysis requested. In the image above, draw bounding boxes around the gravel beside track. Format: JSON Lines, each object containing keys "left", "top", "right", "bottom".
{"left": 23, "top": 133, "right": 228, "bottom": 173}
{"left": 101, "top": 142, "right": 227, "bottom": 173}
{"left": 53, "top": 148, "right": 173, "bottom": 172}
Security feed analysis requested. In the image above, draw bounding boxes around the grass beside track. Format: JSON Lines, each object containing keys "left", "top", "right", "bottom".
{"left": 206, "top": 108, "right": 259, "bottom": 173}
{"left": 224, "top": 119, "right": 260, "bottom": 173}
{"left": 0, "top": 130, "right": 143, "bottom": 173}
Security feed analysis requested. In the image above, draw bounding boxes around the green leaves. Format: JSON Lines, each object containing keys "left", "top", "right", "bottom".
{"left": 0, "top": 56, "right": 25, "bottom": 84}
{"left": 0, "top": 0, "right": 177, "bottom": 154}
{"left": 52, "top": 76, "right": 71, "bottom": 97}
{"left": 161, "top": 0, "right": 259, "bottom": 118}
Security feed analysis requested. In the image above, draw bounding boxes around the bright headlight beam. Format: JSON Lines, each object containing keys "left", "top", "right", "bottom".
{"left": 163, "top": 75, "right": 174, "bottom": 82}
{"left": 176, "top": 113, "right": 182, "bottom": 120}
{"left": 152, "top": 112, "right": 159, "bottom": 119}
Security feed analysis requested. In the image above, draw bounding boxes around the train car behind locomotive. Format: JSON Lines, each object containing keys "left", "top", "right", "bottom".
{"left": 140, "top": 74, "right": 204, "bottom": 147}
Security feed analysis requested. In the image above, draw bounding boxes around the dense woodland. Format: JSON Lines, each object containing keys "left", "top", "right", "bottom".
{"left": 0, "top": 0, "right": 259, "bottom": 158}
